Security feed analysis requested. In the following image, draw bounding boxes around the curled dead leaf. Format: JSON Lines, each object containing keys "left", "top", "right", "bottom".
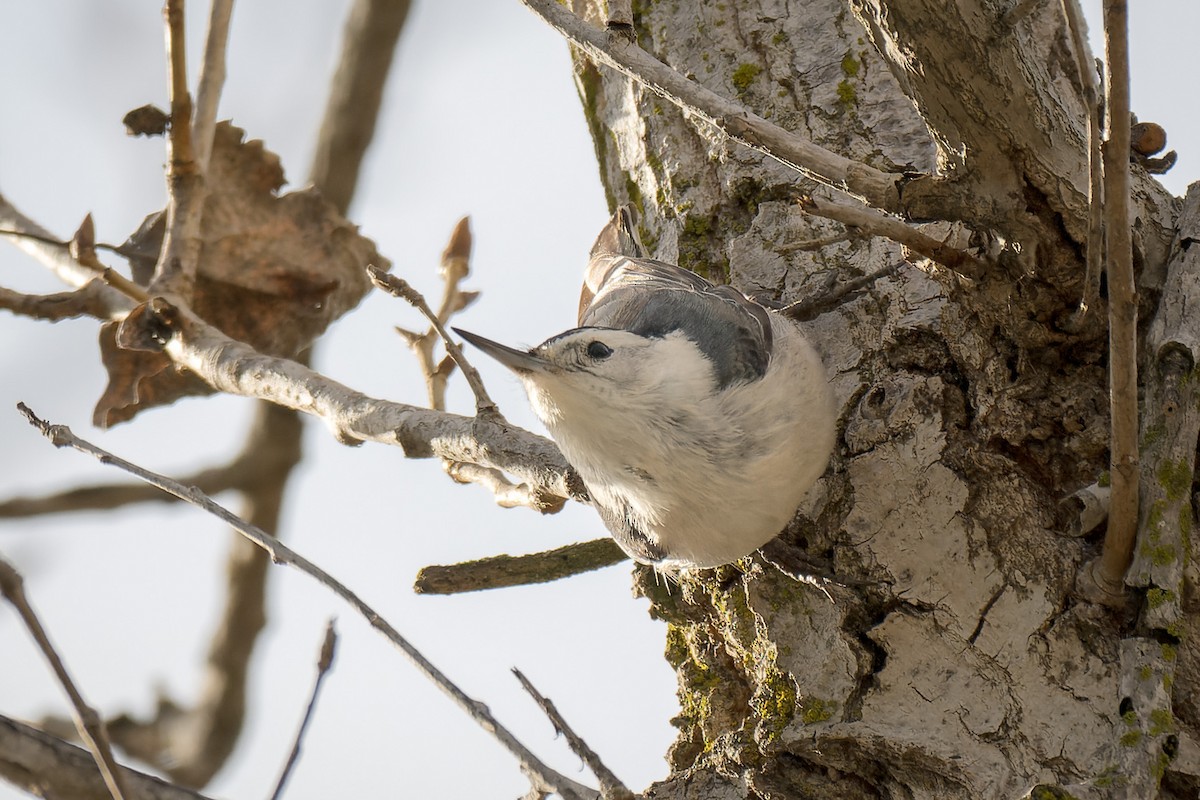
{"left": 96, "top": 121, "right": 389, "bottom": 426}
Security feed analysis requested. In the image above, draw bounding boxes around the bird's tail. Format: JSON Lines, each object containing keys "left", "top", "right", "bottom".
{"left": 589, "top": 205, "right": 645, "bottom": 259}
{"left": 580, "top": 206, "right": 646, "bottom": 322}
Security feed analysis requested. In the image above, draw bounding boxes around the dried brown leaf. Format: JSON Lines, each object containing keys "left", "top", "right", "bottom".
{"left": 96, "top": 121, "right": 389, "bottom": 426}
{"left": 122, "top": 104, "right": 171, "bottom": 137}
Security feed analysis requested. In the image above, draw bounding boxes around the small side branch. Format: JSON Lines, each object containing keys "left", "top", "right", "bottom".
{"left": 154, "top": 0, "right": 206, "bottom": 296}
{"left": 512, "top": 668, "right": 633, "bottom": 800}
{"left": 1060, "top": 0, "right": 1104, "bottom": 326}
{"left": 268, "top": 621, "right": 338, "bottom": 800}
{"left": 799, "top": 196, "right": 986, "bottom": 278}
{"left": 16, "top": 404, "right": 599, "bottom": 800}
{"left": 414, "top": 539, "right": 628, "bottom": 595}
{"left": 0, "top": 556, "right": 130, "bottom": 800}
{"left": 368, "top": 264, "right": 500, "bottom": 420}
{"left": 0, "top": 283, "right": 114, "bottom": 322}
{"left": 192, "top": 0, "right": 235, "bottom": 171}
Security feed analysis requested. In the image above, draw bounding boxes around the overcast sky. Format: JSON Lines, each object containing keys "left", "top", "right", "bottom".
{"left": 1, "top": 2, "right": 1197, "bottom": 799}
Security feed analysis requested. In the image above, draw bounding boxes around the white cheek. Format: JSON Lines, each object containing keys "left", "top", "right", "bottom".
{"left": 524, "top": 382, "right": 562, "bottom": 425}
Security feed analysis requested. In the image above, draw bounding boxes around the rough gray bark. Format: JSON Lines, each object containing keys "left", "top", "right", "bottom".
{"left": 566, "top": 0, "right": 1193, "bottom": 797}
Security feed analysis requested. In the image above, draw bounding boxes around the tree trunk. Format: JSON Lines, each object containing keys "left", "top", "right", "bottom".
{"left": 567, "top": 0, "right": 1193, "bottom": 797}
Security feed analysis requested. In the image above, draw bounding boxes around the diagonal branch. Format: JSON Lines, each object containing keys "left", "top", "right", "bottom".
{"left": 0, "top": 556, "right": 130, "bottom": 800}
{"left": 16, "top": 403, "right": 600, "bottom": 800}
{"left": 134, "top": 298, "right": 581, "bottom": 501}
{"left": 798, "top": 196, "right": 986, "bottom": 277}
{"left": 308, "top": 0, "right": 413, "bottom": 215}
{"left": 519, "top": 0, "right": 903, "bottom": 210}
{"left": 268, "top": 620, "right": 338, "bottom": 800}
{"left": 512, "top": 668, "right": 633, "bottom": 800}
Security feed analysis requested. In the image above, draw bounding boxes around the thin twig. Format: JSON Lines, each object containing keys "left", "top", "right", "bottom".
{"left": 781, "top": 263, "right": 900, "bottom": 322}
{"left": 0, "top": 283, "right": 114, "bottom": 322}
{"left": 0, "top": 555, "right": 130, "bottom": 800}
{"left": 269, "top": 620, "right": 338, "bottom": 800}
{"left": 443, "top": 461, "right": 565, "bottom": 512}
{"left": 798, "top": 196, "right": 986, "bottom": 278}
{"left": 1060, "top": 0, "right": 1104, "bottom": 327}
{"left": 519, "top": 0, "right": 902, "bottom": 210}
{"left": 367, "top": 264, "right": 501, "bottom": 419}
{"left": 0, "top": 195, "right": 135, "bottom": 320}
{"left": 154, "top": 0, "right": 205, "bottom": 295}
{"left": 15, "top": 403, "right": 599, "bottom": 800}
{"left": 414, "top": 539, "right": 628, "bottom": 595}
{"left": 193, "top": 0, "right": 235, "bottom": 172}
{"left": 1093, "top": 0, "right": 1138, "bottom": 598}
{"left": 512, "top": 668, "right": 633, "bottom": 800}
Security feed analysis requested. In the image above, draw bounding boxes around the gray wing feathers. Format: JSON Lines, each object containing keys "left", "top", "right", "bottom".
{"left": 582, "top": 251, "right": 774, "bottom": 388}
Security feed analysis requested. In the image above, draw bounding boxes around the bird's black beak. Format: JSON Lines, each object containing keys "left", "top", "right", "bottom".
{"left": 454, "top": 328, "right": 552, "bottom": 375}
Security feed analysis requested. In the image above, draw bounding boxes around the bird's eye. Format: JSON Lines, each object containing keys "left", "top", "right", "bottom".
{"left": 586, "top": 341, "right": 613, "bottom": 360}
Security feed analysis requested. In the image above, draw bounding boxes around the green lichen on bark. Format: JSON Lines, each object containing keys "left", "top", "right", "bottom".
{"left": 731, "top": 62, "right": 762, "bottom": 96}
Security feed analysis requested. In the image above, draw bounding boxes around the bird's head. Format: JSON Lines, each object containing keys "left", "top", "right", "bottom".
{"left": 454, "top": 326, "right": 717, "bottom": 430}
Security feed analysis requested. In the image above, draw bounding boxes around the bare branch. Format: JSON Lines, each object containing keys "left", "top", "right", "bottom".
{"left": 0, "top": 556, "right": 130, "bottom": 800}
{"left": 15, "top": 403, "right": 600, "bottom": 800}
{"left": 0, "top": 194, "right": 134, "bottom": 319}
{"left": 414, "top": 539, "right": 627, "bottom": 595}
{"left": 519, "top": 0, "right": 902, "bottom": 210}
{"left": 269, "top": 620, "right": 338, "bottom": 800}
{"left": 781, "top": 263, "right": 900, "bottom": 323}
{"left": 0, "top": 282, "right": 114, "bottom": 322}
{"left": 512, "top": 668, "right": 633, "bottom": 800}
{"left": 154, "top": 0, "right": 205, "bottom": 296}
{"left": 193, "top": 0, "right": 235, "bottom": 172}
{"left": 120, "top": 298, "right": 580, "bottom": 500}
{"left": 368, "top": 265, "right": 501, "bottom": 420}
{"left": 444, "top": 461, "right": 567, "bottom": 512}
{"left": 309, "top": 0, "right": 413, "bottom": 214}
{"left": 798, "top": 196, "right": 986, "bottom": 278}
{"left": 1094, "top": 0, "right": 1138, "bottom": 598}
{"left": 1055, "top": 481, "right": 1111, "bottom": 539}
{"left": 1060, "top": 0, "right": 1104, "bottom": 327}
{"left": 0, "top": 714, "right": 215, "bottom": 800}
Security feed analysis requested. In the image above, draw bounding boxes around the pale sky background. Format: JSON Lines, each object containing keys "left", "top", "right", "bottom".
{"left": 0, "top": 2, "right": 1197, "bottom": 799}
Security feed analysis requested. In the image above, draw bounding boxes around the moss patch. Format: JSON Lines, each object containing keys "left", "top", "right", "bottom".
{"left": 731, "top": 62, "right": 763, "bottom": 96}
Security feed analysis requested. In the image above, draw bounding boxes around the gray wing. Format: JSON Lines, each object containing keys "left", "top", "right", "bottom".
{"left": 581, "top": 252, "right": 774, "bottom": 388}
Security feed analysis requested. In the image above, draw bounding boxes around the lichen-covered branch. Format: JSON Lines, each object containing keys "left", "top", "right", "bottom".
{"left": 414, "top": 538, "right": 627, "bottom": 595}
{"left": 0, "top": 557, "right": 130, "bottom": 800}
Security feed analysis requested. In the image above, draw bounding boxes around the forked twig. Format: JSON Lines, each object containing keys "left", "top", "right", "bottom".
{"left": 15, "top": 403, "right": 599, "bottom": 800}
{"left": 268, "top": 620, "right": 338, "bottom": 800}
{"left": 512, "top": 668, "right": 633, "bottom": 800}
{"left": 367, "top": 264, "right": 501, "bottom": 419}
{"left": 0, "top": 555, "right": 130, "bottom": 800}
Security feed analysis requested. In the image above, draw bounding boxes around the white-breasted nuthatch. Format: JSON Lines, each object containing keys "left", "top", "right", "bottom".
{"left": 456, "top": 208, "right": 836, "bottom": 570}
